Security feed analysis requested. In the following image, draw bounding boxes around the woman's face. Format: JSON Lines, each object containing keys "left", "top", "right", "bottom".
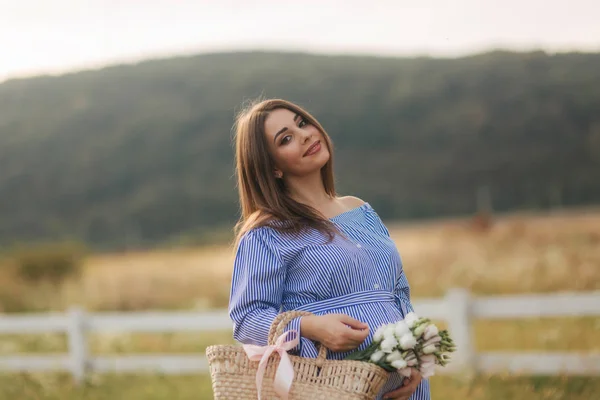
{"left": 263, "top": 108, "right": 330, "bottom": 178}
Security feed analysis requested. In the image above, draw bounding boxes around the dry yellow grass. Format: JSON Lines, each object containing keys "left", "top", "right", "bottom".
{"left": 69, "top": 208, "right": 600, "bottom": 311}
{"left": 2, "top": 208, "right": 599, "bottom": 313}
{"left": 389, "top": 209, "right": 600, "bottom": 297}
{"left": 78, "top": 244, "right": 234, "bottom": 310}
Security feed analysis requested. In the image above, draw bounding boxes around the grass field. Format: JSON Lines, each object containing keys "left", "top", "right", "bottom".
{"left": 0, "top": 373, "right": 598, "bottom": 400}
{"left": 1, "top": 208, "right": 599, "bottom": 398}
{"left": 2, "top": 208, "right": 599, "bottom": 313}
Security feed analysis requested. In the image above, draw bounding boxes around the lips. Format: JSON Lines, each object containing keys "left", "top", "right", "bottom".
{"left": 303, "top": 140, "right": 321, "bottom": 156}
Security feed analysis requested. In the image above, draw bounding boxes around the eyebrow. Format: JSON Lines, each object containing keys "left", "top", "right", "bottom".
{"left": 273, "top": 114, "right": 302, "bottom": 144}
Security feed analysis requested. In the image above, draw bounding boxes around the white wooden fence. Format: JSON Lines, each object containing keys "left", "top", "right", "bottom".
{"left": 1, "top": 288, "right": 599, "bottom": 383}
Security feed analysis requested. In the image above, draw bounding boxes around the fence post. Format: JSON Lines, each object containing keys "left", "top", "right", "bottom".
{"left": 67, "top": 307, "right": 88, "bottom": 384}
{"left": 445, "top": 288, "right": 475, "bottom": 375}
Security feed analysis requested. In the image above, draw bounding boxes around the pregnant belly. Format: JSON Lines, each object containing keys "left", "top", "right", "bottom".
{"left": 299, "top": 301, "right": 406, "bottom": 360}
{"left": 291, "top": 299, "right": 421, "bottom": 399}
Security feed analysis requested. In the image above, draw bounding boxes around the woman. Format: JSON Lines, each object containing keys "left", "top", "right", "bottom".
{"left": 228, "top": 98, "right": 431, "bottom": 400}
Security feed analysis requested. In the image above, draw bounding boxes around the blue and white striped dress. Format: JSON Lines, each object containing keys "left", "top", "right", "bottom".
{"left": 229, "top": 202, "right": 431, "bottom": 400}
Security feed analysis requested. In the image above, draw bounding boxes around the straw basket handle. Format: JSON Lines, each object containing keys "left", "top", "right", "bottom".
{"left": 268, "top": 310, "right": 328, "bottom": 367}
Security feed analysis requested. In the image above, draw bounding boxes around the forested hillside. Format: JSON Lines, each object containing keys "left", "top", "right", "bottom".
{"left": 1, "top": 50, "right": 599, "bottom": 249}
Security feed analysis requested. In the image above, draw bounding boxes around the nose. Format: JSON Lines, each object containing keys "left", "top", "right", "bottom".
{"left": 301, "top": 130, "right": 313, "bottom": 143}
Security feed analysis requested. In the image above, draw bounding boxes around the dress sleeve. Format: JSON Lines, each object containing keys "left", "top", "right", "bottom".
{"left": 228, "top": 228, "right": 303, "bottom": 352}
{"left": 364, "top": 203, "right": 392, "bottom": 238}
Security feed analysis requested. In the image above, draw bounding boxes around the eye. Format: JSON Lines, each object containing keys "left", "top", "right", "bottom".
{"left": 298, "top": 118, "right": 307, "bottom": 128}
{"left": 280, "top": 135, "right": 291, "bottom": 145}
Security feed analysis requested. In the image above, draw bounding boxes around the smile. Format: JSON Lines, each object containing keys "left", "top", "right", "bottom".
{"left": 304, "top": 140, "right": 321, "bottom": 157}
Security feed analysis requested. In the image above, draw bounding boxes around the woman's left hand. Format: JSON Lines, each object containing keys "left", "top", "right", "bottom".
{"left": 382, "top": 368, "right": 422, "bottom": 400}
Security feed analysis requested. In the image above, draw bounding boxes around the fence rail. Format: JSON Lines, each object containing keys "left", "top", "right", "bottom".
{"left": 1, "top": 289, "right": 599, "bottom": 382}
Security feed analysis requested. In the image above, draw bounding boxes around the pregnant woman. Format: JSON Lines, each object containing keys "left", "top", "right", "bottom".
{"left": 228, "top": 99, "right": 431, "bottom": 400}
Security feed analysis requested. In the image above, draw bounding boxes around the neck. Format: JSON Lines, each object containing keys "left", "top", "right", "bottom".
{"left": 285, "top": 170, "right": 333, "bottom": 208}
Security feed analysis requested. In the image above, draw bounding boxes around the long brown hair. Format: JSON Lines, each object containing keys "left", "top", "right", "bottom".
{"left": 232, "top": 98, "right": 341, "bottom": 247}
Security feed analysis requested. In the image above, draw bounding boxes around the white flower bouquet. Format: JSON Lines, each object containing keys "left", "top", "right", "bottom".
{"left": 344, "top": 312, "right": 456, "bottom": 379}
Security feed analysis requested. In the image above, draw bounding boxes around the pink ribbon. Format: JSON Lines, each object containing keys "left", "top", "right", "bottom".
{"left": 243, "top": 330, "right": 299, "bottom": 400}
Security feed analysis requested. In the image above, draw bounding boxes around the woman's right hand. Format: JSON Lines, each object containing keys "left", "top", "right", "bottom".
{"left": 300, "top": 314, "right": 370, "bottom": 352}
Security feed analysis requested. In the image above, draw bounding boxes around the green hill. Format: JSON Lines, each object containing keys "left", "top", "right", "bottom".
{"left": 1, "top": 50, "right": 599, "bottom": 249}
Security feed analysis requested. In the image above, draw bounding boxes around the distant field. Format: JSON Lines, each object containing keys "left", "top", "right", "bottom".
{"left": 1, "top": 208, "right": 599, "bottom": 399}
{"left": 4, "top": 207, "right": 596, "bottom": 312}
{"left": 71, "top": 207, "right": 600, "bottom": 308}
{"left": 387, "top": 208, "right": 600, "bottom": 297}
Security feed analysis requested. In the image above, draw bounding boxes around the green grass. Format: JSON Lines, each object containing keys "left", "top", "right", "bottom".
{"left": 0, "top": 373, "right": 214, "bottom": 400}
{"left": 429, "top": 375, "right": 599, "bottom": 400}
{"left": 0, "top": 373, "right": 597, "bottom": 400}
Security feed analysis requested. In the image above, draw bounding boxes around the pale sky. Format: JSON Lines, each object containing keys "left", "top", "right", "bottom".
{"left": 1, "top": 0, "right": 599, "bottom": 82}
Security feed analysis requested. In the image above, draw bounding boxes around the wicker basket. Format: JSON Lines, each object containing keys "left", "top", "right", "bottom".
{"left": 206, "top": 310, "right": 389, "bottom": 399}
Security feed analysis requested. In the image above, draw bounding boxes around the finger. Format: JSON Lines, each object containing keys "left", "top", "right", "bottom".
{"left": 346, "top": 328, "right": 370, "bottom": 342}
{"left": 343, "top": 339, "right": 368, "bottom": 352}
{"left": 339, "top": 314, "right": 368, "bottom": 329}
{"left": 344, "top": 337, "right": 366, "bottom": 350}
{"left": 410, "top": 368, "right": 422, "bottom": 380}
{"left": 389, "top": 384, "right": 415, "bottom": 395}
{"left": 409, "top": 368, "right": 423, "bottom": 384}
{"left": 331, "top": 338, "right": 363, "bottom": 352}
{"left": 385, "top": 375, "right": 420, "bottom": 398}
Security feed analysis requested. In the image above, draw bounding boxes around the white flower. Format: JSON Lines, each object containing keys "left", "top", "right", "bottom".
{"left": 420, "top": 363, "right": 436, "bottom": 378}
{"left": 420, "top": 354, "right": 436, "bottom": 364}
{"left": 394, "top": 321, "right": 410, "bottom": 338}
{"left": 370, "top": 350, "right": 385, "bottom": 363}
{"left": 404, "top": 312, "right": 419, "bottom": 328}
{"left": 399, "top": 333, "right": 417, "bottom": 350}
{"left": 423, "top": 335, "right": 442, "bottom": 347}
{"left": 422, "top": 344, "right": 437, "bottom": 354}
{"left": 373, "top": 325, "right": 386, "bottom": 343}
{"left": 391, "top": 359, "right": 408, "bottom": 369}
{"left": 383, "top": 324, "right": 396, "bottom": 340}
{"left": 398, "top": 367, "right": 412, "bottom": 378}
{"left": 380, "top": 336, "right": 398, "bottom": 353}
{"left": 385, "top": 350, "right": 404, "bottom": 363}
{"left": 423, "top": 324, "right": 439, "bottom": 341}
{"left": 419, "top": 355, "right": 436, "bottom": 377}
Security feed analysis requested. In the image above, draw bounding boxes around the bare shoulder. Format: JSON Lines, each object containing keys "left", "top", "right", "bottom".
{"left": 339, "top": 195, "right": 366, "bottom": 209}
